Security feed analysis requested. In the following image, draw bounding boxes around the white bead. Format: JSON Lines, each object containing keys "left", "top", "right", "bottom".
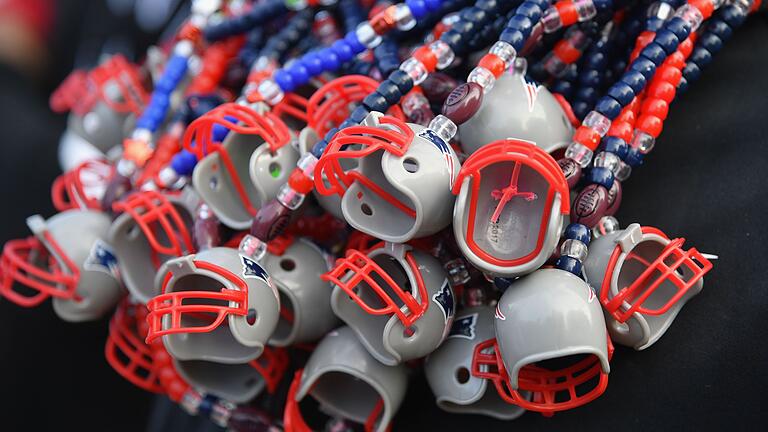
{"left": 297, "top": 153, "right": 319, "bottom": 180}
{"left": 355, "top": 22, "right": 382, "bottom": 48}
{"left": 573, "top": 0, "right": 597, "bottom": 21}
{"left": 428, "top": 115, "right": 458, "bottom": 142}
{"left": 489, "top": 41, "right": 517, "bottom": 69}
{"left": 615, "top": 161, "right": 632, "bottom": 182}
{"left": 428, "top": 40, "right": 455, "bottom": 69}
{"left": 561, "top": 239, "right": 589, "bottom": 262}
{"left": 278, "top": 183, "right": 305, "bottom": 209}
{"left": 565, "top": 141, "right": 594, "bottom": 168}
{"left": 594, "top": 151, "right": 621, "bottom": 172}
{"left": 674, "top": 4, "right": 704, "bottom": 32}
{"left": 468, "top": 67, "right": 496, "bottom": 92}
{"left": 394, "top": 4, "right": 417, "bottom": 31}
{"left": 583, "top": 110, "right": 612, "bottom": 136}
{"left": 239, "top": 234, "right": 268, "bottom": 261}
{"left": 631, "top": 130, "right": 655, "bottom": 154}
{"left": 173, "top": 40, "right": 194, "bottom": 57}
{"left": 399, "top": 58, "right": 429, "bottom": 85}
{"left": 648, "top": 1, "right": 674, "bottom": 20}
{"left": 258, "top": 79, "right": 284, "bottom": 105}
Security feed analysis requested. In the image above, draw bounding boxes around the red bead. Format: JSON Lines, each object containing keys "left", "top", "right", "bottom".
{"left": 288, "top": 169, "right": 314, "bottom": 194}
{"left": 637, "top": 114, "right": 663, "bottom": 138}
{"left": 554, "top": 40, "right": 581, "bottom": 64}
{"left": 478, "top": 54, "right": 506, "bottom": 78}
{"left": 627, "top": 97, "right": 641, "bottom": 115}
{"left": 642, "top": 98, "right": 669, "bottom": 120}
{"left": 666, "top": 52, "right": 686, "bottom": 69}
{"left": 678, "top": 38, "right": 695, "bottom": 57}
{"left": 648, "top": 81, "right": 676, "bottom": 103}
{"left": 413, "top": 46, "right": 438, "bottom": 72}
{"left": 657, "top": 65, "right": 682, "bottom": 86}
{"left": 555, "top": 1, "right": 579, "bottom": 26}
{"left": 574, "top": 125, "right": 601, "bottom": 150}
{"left": 690, "top": 0, "right": 714, "bottom": 19}
{"left": 608, "top": 121, "right": 633, "bottom": 142}
{"left": 617, "top": 109, "right": 636, "bottom": 124}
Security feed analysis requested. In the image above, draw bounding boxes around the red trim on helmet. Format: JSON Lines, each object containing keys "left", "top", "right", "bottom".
{"left": 314, "top": 115, "right": 416, "bottom": 218}
{"left": 112, "top": 190, "right": 195, "bottom": 258}
{"left": 599, "top": 226, "right": 712, "bottom": 323}
{"left": 322, "top": 245, "right": 428, "bottom": 328}
{"left": 250, "top": 346, "right": 289, "bottom": 394}
{"left": 145, "top": 260, "right": 249, "bottom": 343}
{"left": 307, "top": 75, "right": 380, "bottom": 137}
{"left": 274, "top": 92, "right": 310, "bottom": 126}
{"left": 52, "top": 159, "right": 115, "bottom": 212}
{"left": 453, "top": 139, "right": 570, "bottom": 268}
{"left": 471, "top": 337, "right": 612, "bottom": 415}
{"left": 0, "top": 232, "right": 81, "bottom": 307}
{"left": 106, "top": 300, "right": 163, "bottom": 393}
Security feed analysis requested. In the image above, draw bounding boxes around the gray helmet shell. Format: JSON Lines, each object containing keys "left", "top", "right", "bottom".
{"left": 494, "top": 268, "right": 610, "bottom": 389}
{"left": 157, "top": 247, "right": 280, "bottom": 364}
{"left": 583, "top": 223, "right": 706, "bottom": 350}
{"left": 330, "top": 243, "right": 454, "bottom": 366}
{"left": 459, "top": 71, "right": 574, "bottom": 155}
{"left": 424, "top": 305, "right": 526, "bottom": 420}
{"left": 174, "top": 358, "right": 266, "bottom": 403}
{"left": 296, "top": 326, "right": 408, "bottom": 432}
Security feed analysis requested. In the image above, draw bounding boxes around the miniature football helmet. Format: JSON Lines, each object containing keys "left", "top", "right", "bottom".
{"left": 51, "top": 159, "right": 115, "bottom": 211}
{"left": 315, "top": 112, "right": 460, "bottom": 243}
{"left": 145, "top": 247, "right": 280, "bottom": 363}
{"left": 106, "top": 299, "right": 163, "bottom": 393}
{"left": 284, "top": 326, "right": 408, "bottom": 432}
{"left": 458, "top": 70, "right": 574, "bottom": 155}
{"left": 109, "top": 188, "right": 198, "bottom": 303}
{"left": 173, "top": 345, "right": 289, "bottom": 403}
{"left": 326, "top": 242, "right": 454, "bottom": 366}
{"left": 584, "top": 223, "right": 712, "bottom": 350}
{"left": 425, "top": 305, "right": 527, "bottom": 420}
{"left": 472, "top": 269, "right": 612, "bottom": 415}
{"left": 259, "top": 237, "right": 339, "bottom": 346}
{"left": 0, "top": 210, "right": 123, "bottom": 321}
{"left": 190, "top": 103, "right": 296, "bottom": 229}
{"left": 453, "top": 139, "right": 570, "bottom": 277}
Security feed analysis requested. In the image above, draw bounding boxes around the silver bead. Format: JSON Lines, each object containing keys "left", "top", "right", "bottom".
{"left": 355, "top": 22, "right": 382, "bottom": 49}
{"left": 277, "top": 183, "right": 305, "bottom": 210}
{"left": 565, "top": 142, "right": 594, "bottom": 167}
{"left": 593, "top": 151, "right": 622, "bottom": 172}
{"left": 561, "top": 239, "right": 589, "bottom": 262}
{"left": 239, "top": 234, "right": 268, "bottom": 261}
{"left": 428, "top": 115, "right": 458, "bottom": 142}
{"left": 428, "top": 40, "right": 455, "bottom": 69}
{"left": 257, "top": 79, "right": 284, "bottom": 105}
{"left": 393, "top": 4, "right": 417, "bottom": 31}
{"left": 631, "top": 130, "right": 655, "bottom": 154}
{"left": 399, "top": 58, "right": 429, "bottom": 85}
{"left": 674, "top": 4, "right": 704, "bottom": 32}
{"left": 583, "top": 111, "right": 612, "bottom": 136}
{"left": 468, "top": 67, "right": 496, "bottom": 92}
{"left": 489, "top": 41, "right": 517, "bottom": 69}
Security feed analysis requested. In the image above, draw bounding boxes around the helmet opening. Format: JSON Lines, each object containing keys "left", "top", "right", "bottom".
{"left": 170, "top": 273, "right": 235, "bottom": 329}
{"left": 601, "top": 227, "right": 712, "bottom": 323}
{"left": 306, "top": 371, "right": 386, "bottom": 428}
{"left": 175, "top": 359, "right": 266, "bottom": 403}
{"left": 105, "top": 302, "right": 163, "bottom": 393}
{"left": 272, "top": 289, "right": 296, "bottom": 343}
{"left": 113, "top": 192, "right": 195, "bottom": 258}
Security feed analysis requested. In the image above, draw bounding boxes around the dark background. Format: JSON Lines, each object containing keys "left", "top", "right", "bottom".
{"left": 0, "top": 2, "right": 766, "bottom": 431}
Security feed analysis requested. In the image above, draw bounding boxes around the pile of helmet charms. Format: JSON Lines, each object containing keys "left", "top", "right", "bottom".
{"left": 1, "top": 0, "right": 756, "bottom": 430}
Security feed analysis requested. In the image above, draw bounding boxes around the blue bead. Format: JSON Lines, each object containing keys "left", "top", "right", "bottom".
{"left": 440, "top": 29, "right": 465, "bottom": 51}
{"left": 499, "top": 28, "right": 525, "bottom": 52}
{"left": 556, "top": 256, "right": 583, "bottom": 278}
{"left": 625, "top": 148, "right": 644, "bottom": 168}
{"left": 350, "top": 105, "right": 370, "bottom": 123}
{"left": 288, "top": 64, "right": 309, "bottom": 87}
{"left": 362, "top": 92, "right": 390, "bottom": 112}
{"left": 551, "top": 80, "right": 572, "bottom": 95}
{"left": 720, "top": 5, "right": 746, "bottom": 28}
{"left": 344, "top": 31, "right": 366, "bottom": 54}
{"left": 171, "top": 150, "right": 198, "bottom": 176}
{"left": 424, "top": 0, "right": 441, "bottom": 12}
{"left": 593, "top": 0, "right": 613, "bottom": 12}
{"left": 707, "top": 20, "right": 732, "bottom": 41}
{"left": 493, "top": 277, "right": 515, "bottom": 290}
{"left": 690, "top": 47, "right": 712, "bottom": 68}
{"left": 155, "top": 76, "right": 176, "bottom": 94}
{"left": 665, "top": 17, "right": 691, "bottom": 42}
{"left": 339, "top": 119, "right": 357, "bottom": 129}
{"left": 622, "top": 70, "right": 646, "bottom": 94}
{"left": 585, "top": 51, "right": 607, "bottom": 69}
{"left": 376, "top": 80, "right": 403, "bottom": 105}
{"left": 319, "top": 49, "right": 340, "bottom": 71}
{"left": 646, "top": 17, "right": 665, "bottom": 33}
{"left": 701, "top": 33, "right": 724, "bottom": 53}
{"left": 324, "top": 127, "right": 341, "bottom": 143}
{"left": 507, "top": 15, "right": 534, "bottom": 37}
{"left": 274, "top": 69, "right": 295, "bottom": 92}
{"left": 302, "top": 53, "right": 324, "bottom": 76}
{"left": 388, "top": 70, "right": 414, "bottom": 94}
{"left": 654, "top": 29, "right": 680, "bottom": 55}
{"left": 564, "top": 223, "right": 591, "bottom": 245}
{"left": 601, "top": 136, "right": 628, "bottom": 160}
{"left": 639, "top": 42, "right": 667, "bottom": 66}
{"left": 575, "top": 87, "right": 597, "bottom": 102}
{"left": 587, "top": 167, "right": 614, "bottom": 189}
{"left": 630, "top": 57, "right": 657, "bottom": 81}
{"left": 331, "top": 40, "right": 354, "bottom": 62}
{"left": 595, "top": 96, "right": 622, "bottom": 119}
{"left": 311, "top": 139, "right": 329, "bottom": 158}
{"left": 580, "top": 70, "right": 602, "bottom": 87}
{"left": 518, "top": 1, "right": 543, "bottom": 22}
{"left": 683, "top": 61, "right": 701, "bottom": 82}
{"left": 678, "top": 76, "right": 689, "bottom": 93}
{"left": 476, "top": 0, "right": 498, "bottom": 11}
{"left": 572, "top": 101, "right": 591, "bottom": 120}
{"left": 406, "top": 0, "right": 428, "bottom": 19}
{"left": 606, "top": 81, "right": 634, "bottom": 107}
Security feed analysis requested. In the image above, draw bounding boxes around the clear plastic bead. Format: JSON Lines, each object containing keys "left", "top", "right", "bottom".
{"left": 468, "top": 67, "right": 496, "bottom": 92}
{"left": 513, "top": 57, "right": 528, "bottom": 75}
{"left": 277, "top": 183, "right": 305, "bottom": 210}
{"left": 355, "top": 22, "right": 382, "bottom": 48}
{"left": 394, "top": 4, "right": 417, "bottom": 31}
{"left": 574, "top": 0, "right": 597, "bottom": 21}
{"left": 615, "top": 161, "right": 632, "bottom": 182}
{"left": 561, "top": 239, "right": 589, "bottom": 262}
{"left": 489, "top": 41, "right": 517, "bottom": 69}
{"left": 731, "top": 0, "right": 753, "bottom": 15}
{"left": 674, "top": 4, "right": 704, "bottom": 32}
{"left": 239, "top": 234, "right": 268, "bottom": 261}
{"left": 631, "top": 130, "right": 656, "bottom": 154}
{"left": 565, "top": 141, "right": 594, "bottom": 167}
{"left": 158, "top": 166, "right": 181, "bottom": 187}
{"left": 180, "top": 389, "right": 203, "bottom": 415}
{"left": 648, "top": 1, "right": 674, "bottom": 20}
{"left": 428, "top": 115, "right": 458, "bottom": 142}
{"left": 174, "top": 40, "right": 194, "bottom": 57}
{"left": 541, "top": 7, "right": 563, "bottom": 33}
{"left": 593, "top": 151, "right": 622, "bottom": 172}
{"left": 428, "top": 40, "right": 455, "bottom": 70}
{"left": 258, "top": 79, "right": 284, "bottom": 105}
{"left": 210, "top": 400, "right": 235, "bottom": 428}
{"left": 116, "top": 158, "right": 137, "bottom": 177}
{"left": 592, "top": 216, "right": 620, "bottom": 238}
{"left": 297, "top": 153, "right": 319, "bottom": 180}
{"left": 444, "top": 258, "right": 470, "bottom": 286}
{"left": 567, "top": 29, "right": 590, "bottom": 50}
{"left": 583, "top": 110, "right": 612, "bottom": 136}
{"left": 543, "top": 53, "right": 568, "bottom": 77}
{"left": 399, "top": 58, "right": 429, "bottom": 85}
{"left": 192, "top": 0, "right": 222, "bottom": 16}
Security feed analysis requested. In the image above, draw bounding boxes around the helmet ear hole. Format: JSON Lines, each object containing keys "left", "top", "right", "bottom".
{"left": 209, "top": 176, "right": 219, "bottom": 191}
{"left": 247, "top": 308, "right": 258, "bottom": 325}
{"left": 402, "top": 325, "right": 417, "bottom": 339}
{"left": 361, "top": 203, "right": 374, "bottom": 216}
{"left": 455, "top": 367, "right": 470, "bottom": 384}
{"left": 402, "top": 157, "right": 419, "bottom": 173}
{"left": 268, "top": 162, "right": 282, "bottom": 178}
{"left": 280, "top": 258, "right": 296, "bottom": 271}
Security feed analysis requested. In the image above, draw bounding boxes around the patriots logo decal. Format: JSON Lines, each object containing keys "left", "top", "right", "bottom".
{"left": 448, "top": 313, "right": 478, "bottom": 340}
{"left": 84, "top": 239, "right": 119, "bottom": 277}
{"left": 418, "top": 129, "right": 456, "bottom": 189}
{"left": 240, "top": 255, "right": 269, "bottom": 282}
{"left": 495, "top": 304, "right": 506, "bottom": 321}
{"left": 520, "top": 75, "right": 542, "bottom": 113}
{"left": 432, "top": 279, "right": 455, "bottom": 324}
